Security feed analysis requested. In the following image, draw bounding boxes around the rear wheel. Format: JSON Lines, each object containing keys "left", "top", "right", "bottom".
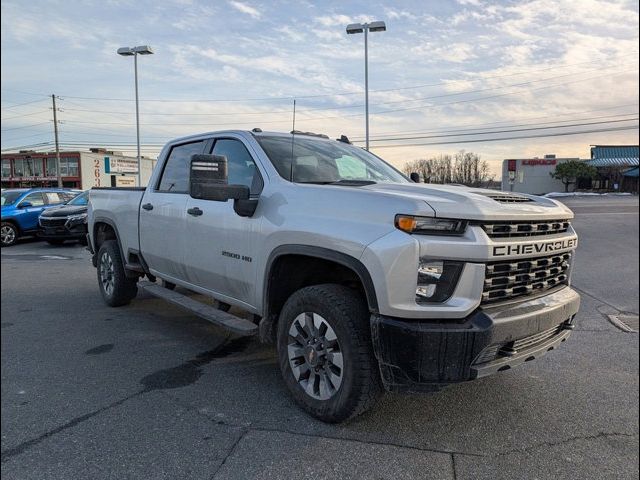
{"left": 1, "top": 222, "right": 18, "bottom": 247}
{"left": 97, "top": 240, "right": 138, "bottom": 307}
{"left": 277, "top": 284, "right": 382, "bottom": 423}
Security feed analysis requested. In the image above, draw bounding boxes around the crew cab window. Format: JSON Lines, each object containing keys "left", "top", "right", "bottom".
{"left": 158, "top": 140, "right": 206, "bottom": 192}
{"left": 211, "top": 139, "right": 263, "bottom": 194}
{"left": 21, "top": 193, "right": 45, "bottom": 207}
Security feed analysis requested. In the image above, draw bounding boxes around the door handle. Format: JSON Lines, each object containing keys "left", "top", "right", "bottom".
{"left": 142, "top": 203, "right": 154, "bottom": 211}
{"left": 187, "top": 207, "right": 203, "bottom": 217}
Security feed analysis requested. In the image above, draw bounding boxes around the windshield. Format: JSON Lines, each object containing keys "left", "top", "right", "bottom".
{"left": 68, "top": 191, "right": 89, "bottom": 206}
{"left": 256, "top": 135, "right": 409, "bottom": 184}
{"left": 1, "top": 191, "right": 23, "bottom": 206}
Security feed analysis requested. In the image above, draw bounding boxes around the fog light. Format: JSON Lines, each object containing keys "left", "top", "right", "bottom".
{"left": 416, "top": 260, "right": 464, "bottom": 303}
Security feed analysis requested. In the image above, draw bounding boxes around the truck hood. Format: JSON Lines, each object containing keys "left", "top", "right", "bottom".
{"left": 358, "top": 183, "right": 573, "bottom": 221}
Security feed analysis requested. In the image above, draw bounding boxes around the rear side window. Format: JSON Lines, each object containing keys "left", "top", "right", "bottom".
{"left": 44, "top": 192, "right": 64, "bottom": 204}
{"left": 158, "top": 141, "right": 206, "bottom": 192}
{"left": 21, "top": 193, "right": 45, "bottom": 207}
{"left": 211, "top": 139, "right": 263, "bottom": 194}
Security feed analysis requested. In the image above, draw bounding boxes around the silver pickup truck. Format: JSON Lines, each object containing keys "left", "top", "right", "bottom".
{"left": 87, "top": 129, "right": 580, "bottom": 423}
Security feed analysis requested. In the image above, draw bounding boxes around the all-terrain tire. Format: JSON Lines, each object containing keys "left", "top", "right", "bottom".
{"left": 277, "top": 284, "right": 383, "bottom": 423}
{"left": 96, "top": 240, "right": 138, "bottom": 307}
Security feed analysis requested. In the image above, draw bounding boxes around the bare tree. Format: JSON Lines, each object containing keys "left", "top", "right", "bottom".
{"left": 404, "top": 151, "right": 492, "bottom": 186}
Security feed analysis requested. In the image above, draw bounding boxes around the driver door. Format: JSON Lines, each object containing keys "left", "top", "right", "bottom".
{"left": 183, "top": 137, "right": 264, "bottom": 308}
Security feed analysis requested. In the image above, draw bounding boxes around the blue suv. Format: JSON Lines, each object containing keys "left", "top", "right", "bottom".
{"left": 1, "top": 188, "right": 79, "bottom": 247}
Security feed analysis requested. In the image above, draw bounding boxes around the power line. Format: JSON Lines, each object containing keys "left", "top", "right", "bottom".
{"left": 57, "top": 63, "right": 636, "bottom": 118}
{"left": 0, "top": 99, "right": 49, "bottom": 110}
{"left": 0, "top": 122, "right": 50, "bottom": 132}
{"left": 362, "top": 117, "right": 639, "bottom": 143}
{"left": 350, "top": 104, "right": 640, "bottom": 139}
{"left": 1, "top": 110, "right": 51, "bottom": 120}
{"left": 369, "top": 125, "right": 639, "bottom": 149}
{"left": 3, "top": 52, "right": 637, "bottom": 104}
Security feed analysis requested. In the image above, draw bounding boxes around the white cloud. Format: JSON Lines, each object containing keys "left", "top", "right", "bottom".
{"left": 228, "top": 0, "right": 260, "bottom": 19}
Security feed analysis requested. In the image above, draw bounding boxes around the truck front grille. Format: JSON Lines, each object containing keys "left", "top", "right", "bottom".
{"left": 482, "top": 252, "right": 571, "bottom": 304}
{"left": 482, "top": 220, "right": 570, "bottom": 238}
{"left": 39, "top": 217, "right": 67, "bottom": 227}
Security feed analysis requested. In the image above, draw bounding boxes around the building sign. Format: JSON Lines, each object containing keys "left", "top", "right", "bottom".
{"left": 522, "top": 159, "right": 557, "bottom": 166}
{"left": 7, "top": 176, "right": 58, "bottom": 182}
{"left": 116, "top": 176, "right": 136, "bottom": 187}
{"left": 105, "top": 156, "right": 138, "bottom": 174}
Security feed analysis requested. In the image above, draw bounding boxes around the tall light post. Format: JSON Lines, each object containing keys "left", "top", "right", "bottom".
{"left": 346, "top": 21, "right": 386, "bottom": 151}
{"left": 117, "top": 45, "right": 154, "bottom": 186}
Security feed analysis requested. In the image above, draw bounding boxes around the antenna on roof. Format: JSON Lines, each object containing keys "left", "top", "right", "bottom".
{"left": 289, "top": 99, "right": 296, "bottom": 182}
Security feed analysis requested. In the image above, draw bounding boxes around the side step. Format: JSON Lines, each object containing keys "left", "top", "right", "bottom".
{"left": 139, "top": 281, "right": 257, "bottom": 336}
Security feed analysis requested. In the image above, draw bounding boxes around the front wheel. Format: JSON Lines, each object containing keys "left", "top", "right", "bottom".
{"left": 277, "top": 284, "right": 382, "bottom": 423}
{"left": 1, "top": 222, "right": 18, "bottom": 247}
{"left": 97, "top": 240, "right": 138, "bottom": 307}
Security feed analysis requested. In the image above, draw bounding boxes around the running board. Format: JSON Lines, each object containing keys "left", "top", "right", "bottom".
{"left": 139, "top": 281, "right": 257, "bottom": 336}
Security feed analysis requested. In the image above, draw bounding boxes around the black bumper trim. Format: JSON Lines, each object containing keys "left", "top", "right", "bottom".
{"left": 371, "top": 287, "right": 580, "bottom": 392}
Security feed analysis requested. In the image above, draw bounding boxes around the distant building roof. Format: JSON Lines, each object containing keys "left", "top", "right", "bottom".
{"left": 587, "top": 145, "right": 639, "bottom": 168}
{"left": 585, "top": 157, "right": 639, "bottom": 167}
{"left": 591, "top": 145, "right": 639, "bottom": 159}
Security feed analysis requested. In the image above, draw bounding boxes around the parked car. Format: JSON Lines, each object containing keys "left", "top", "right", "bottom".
{"left": 88, "top": 130, "right": 580, "bottom": 423}
{"left": 1, "top": 188, "right": 79, "bottom": 247}
{"left": 38, "top": 190, "right": 89, "bottom": 245}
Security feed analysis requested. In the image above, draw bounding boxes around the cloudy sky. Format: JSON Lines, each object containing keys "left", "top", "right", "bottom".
{"left": 1, "top": 0, "right": 638, "bottom": 174}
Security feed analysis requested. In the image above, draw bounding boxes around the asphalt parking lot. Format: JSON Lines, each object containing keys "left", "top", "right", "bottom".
{"left": 1, "top": 195, "right": 638, "bottom": 480}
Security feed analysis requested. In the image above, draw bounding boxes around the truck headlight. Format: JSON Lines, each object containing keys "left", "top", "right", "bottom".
{"left": 396, "top": 215, "right": 466, "bottom": 235}
{"left": 416, "top": 260, "right": 464, "bottom": 303}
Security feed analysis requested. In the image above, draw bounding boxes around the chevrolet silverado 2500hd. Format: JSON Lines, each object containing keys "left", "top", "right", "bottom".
{"left": 87, "top": 130, "right": 580, "bottom": 423}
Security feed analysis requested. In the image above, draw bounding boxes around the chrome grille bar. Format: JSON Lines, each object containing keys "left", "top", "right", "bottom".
{"left": 482, "top": 220, "right": 570, "bottom": 238}
{"left": 482, "top": 253, "right": 571, "bottom": 304}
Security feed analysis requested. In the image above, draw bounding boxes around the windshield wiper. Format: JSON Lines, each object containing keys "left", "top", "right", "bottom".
{"left": 328, "top": 180, "right": 376, "bottom": 186}
{"left": 296, "top": 180, "right": 377, "bottom": 186}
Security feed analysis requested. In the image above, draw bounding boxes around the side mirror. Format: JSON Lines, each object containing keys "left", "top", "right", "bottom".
{"left": 410, "top": 172, "right": 420, "bottom": 183}
{"left": 189, "top": 154, "right": 248, "bottom": 202}
{"left": 19, "top": 201, "right": 33, "bottom": 209}
{"left": 189, "top": 153, "right": 258, "bottom": 217}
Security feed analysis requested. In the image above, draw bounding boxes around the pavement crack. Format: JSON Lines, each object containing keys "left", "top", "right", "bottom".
{"left": 210, "top": 428, "right": 248, "bottom": 479}
{"left": 572, "top": 285, "right": 637, "bottom": 315}
{"left": 491, "top": 431, "right": 638, "bottom": 457}
{"left": 159, "top": 391, "right": 484, "bottom": 459}
{"left": 0, "top": 390, "right": 145, "bottom": 463}
{"left": 450, "top": 453, "right": 458, "bottom": 480}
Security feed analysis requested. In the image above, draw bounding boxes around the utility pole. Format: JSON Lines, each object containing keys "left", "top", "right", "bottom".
{"left": 51, "top": 94, "right": 62, "bottom": 187}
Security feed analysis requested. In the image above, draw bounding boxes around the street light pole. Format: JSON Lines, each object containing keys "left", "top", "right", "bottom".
{"left": 364, "top": 27, "right": 369, "bottom": 151}
{"left": 117, "top": 45, "right": 153, "bottom": 186}
{"left": 346, "top": 21, "right": 386, "bottom": 151}
{"left": 134, "top": 52, "right": 141, "bottom": 186}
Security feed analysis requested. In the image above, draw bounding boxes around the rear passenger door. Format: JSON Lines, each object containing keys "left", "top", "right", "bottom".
{"left": 183, "top": 137, "right": 264, "bottom": 308}
{"left": 139, "top": 140, "right": 207, "bottom": 281}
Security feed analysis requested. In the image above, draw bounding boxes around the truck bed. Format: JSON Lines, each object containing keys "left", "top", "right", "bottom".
{"left": 88, "top": 186, "right": 146, "bottom": 256}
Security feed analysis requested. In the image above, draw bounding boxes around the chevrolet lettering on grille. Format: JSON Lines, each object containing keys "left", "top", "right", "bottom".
{"left": 493, "top": 238, "right": 577, "bottom": 257}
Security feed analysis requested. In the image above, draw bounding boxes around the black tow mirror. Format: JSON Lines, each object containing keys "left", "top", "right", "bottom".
{"left": 190, "top": 154, "right": 248, "bottom": 202}
{"left": 410, "top": 172, "right": 420, "bottom": 183}
{"left": 189, "top": 153, "right": 258, "bottom": 217}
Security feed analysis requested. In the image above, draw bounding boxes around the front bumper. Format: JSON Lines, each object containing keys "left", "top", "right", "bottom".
{"left": 371, "top": 286, "right": 580, "bottom": 392}
{"left": 37, "top": 223, "right": 87, "bottom": 240}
